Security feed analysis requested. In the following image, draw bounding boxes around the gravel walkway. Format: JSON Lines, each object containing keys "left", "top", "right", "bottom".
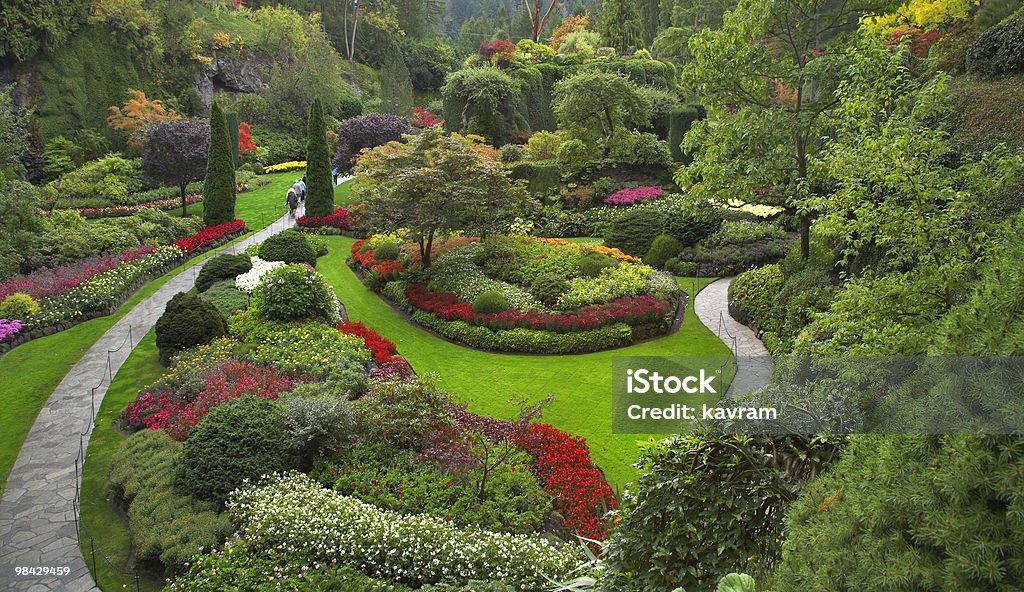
{"left": 0, "top": 207, "right": 302, "bottom": 592}
{"left": 693, "top": 277, "right": 774, "bottom": 397}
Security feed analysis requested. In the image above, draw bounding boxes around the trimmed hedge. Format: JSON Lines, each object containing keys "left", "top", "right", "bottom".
{"left": 199, "top": 279, "right": 250, "bottom": 317}
{"left": 604, "top": 209, "right": 665, "bottom": 257}
{"left": 155, "top": 292, "right": 227, "bottom": 365}
{"left": 966, "top": 7, "right": 1024, "bottom": 77}
{"left": 195, "top": 254, "right": 252, "bottom": 293}
{"left": 258, "top": 229, "right": 318, "bottom": 266}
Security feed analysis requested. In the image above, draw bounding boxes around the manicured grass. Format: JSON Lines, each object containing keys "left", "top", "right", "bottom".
{"left": 78, "top": 329, "right": 164, "bottom": 592}
{"left": 317, "top": 236, "right": 732, "bottom": 488}
{"left": 166, "top": 173, "right": 355, "bottom": 222}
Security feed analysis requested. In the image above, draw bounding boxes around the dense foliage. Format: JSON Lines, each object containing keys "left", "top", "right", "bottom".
{"left": 203, "top": 103, "right": 237, "bottom": 227}
{"left": 332, "top": 113, "right": 412, "bottom": 172}
{"left": 154, "top": 291, "right": 227, "bottom": 364}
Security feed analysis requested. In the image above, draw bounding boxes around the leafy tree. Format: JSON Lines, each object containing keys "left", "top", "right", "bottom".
{"left": 353, "top": 128, "right": 528, "bottom": 268}
{"left": 333, "top": 113, "right": 412, "bottom": 173}
{"left": 143, "top": 119, "right": 210, "bottom": 217}
{"left": 0, "top": 180, "right": 43, "bottom": 279}
{"left": 553, "top": 70, "right": 651, "bottom": 158}
{"left": 0, "top": 1, "right": 87, "bottom": 61}
{"left": 0, "top": 86, "right": 29, "bottom": 180}
{"left": 42, "top": 137, "right": 78, "bottom": 181}
{"left": 551, "top": 13, "right": 589, "bottom": 50}
{"left": 203, "top": 103, "right": 237, "bottom": 227}
{"left": 107, "top": 89, "right": 180, "bottom": 149}
{"left": 305, "top": 97, "right": 334, "bottom": 218}
{"left": 441, "top": 67, "right": 525, "bottom": 146}
{"left": 678, "top": 0, "right": 881, "bottom": 260}
{"left": 597, "top": 0, "right": 644, "bottom": 52}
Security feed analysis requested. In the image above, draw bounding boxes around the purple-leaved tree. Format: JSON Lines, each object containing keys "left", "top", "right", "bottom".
{"left": 143, "top": 119, "right": 210, "bottom": 217}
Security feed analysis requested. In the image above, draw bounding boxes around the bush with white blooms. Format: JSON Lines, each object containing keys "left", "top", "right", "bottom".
{"left": 227, "top": 472, "right": 584, "bottom": 589}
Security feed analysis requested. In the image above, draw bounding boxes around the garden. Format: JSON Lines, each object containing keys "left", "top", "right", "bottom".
{"left": 2, "top": 0, "right": 1024, "bottom": 591}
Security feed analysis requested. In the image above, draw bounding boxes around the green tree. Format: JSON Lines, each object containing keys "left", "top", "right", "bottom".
{"left": 0, "top": 87, "right": 29, "bottom": 180}
{"left": 304, "top": 97, "right": 334, "bottom": 218}
{"left": 203, "top": 102, "right": 237, "bottom": 227}
{"left": 678, "top": 0, "right": 882, "bottom": 260}
{"left": 379, "top": 47, "right": 415, "bottom": 116}
{"left": 553, "top": 70, "right": 651, "bottom": 158}
{"left": 597, "top": 0, "right": 644, "bottom": 51}
{"left": 353, "top": 128, "right": 528, "bottom": 268}
{"left": 441, "top": 67, "right": 525, "bottom": 146}
{"left": 0, "top": 1, "right": 87, "bottom": 61}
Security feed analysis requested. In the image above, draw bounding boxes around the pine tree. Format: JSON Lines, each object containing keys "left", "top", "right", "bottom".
{"left": 379, "top": 48, "right": 414, "bottom": 116}
{"left": 203, "top": 102, "right": 237, "bottom": 227}
{"left": 304, "top": 97, "right": 334, "bottom": 218}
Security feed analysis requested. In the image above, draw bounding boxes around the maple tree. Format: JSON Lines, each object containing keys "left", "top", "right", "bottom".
{"left": 108, "top": 89, "right": 180, "bottom": 149}
{"left": 237, "top": 122, "right": 257, "bottom": 155}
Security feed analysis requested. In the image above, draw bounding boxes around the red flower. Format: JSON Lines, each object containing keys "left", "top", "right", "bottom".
{"left": 298, "top": 206, "right": 359, "bottom": 230}
{"left": 173, "top": 219, "right": 245, "bottom": 253}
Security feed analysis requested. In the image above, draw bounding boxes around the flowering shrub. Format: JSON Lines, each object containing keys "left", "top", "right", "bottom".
{"left": 350, "top": 240, "right": 405, "bottom": 281}
{"left": 428, "top": 243, "right": 542, "bottom": 311}
{"left": 405, "top": 283, "right": 670, "bottom": 333}
{"left": 241, "top": 321, "right": 370, "bottom": 390}
{"left": 337, "top": 321, "right": 400, "bottom": 366}
{"left": 173, "top": 219, "right": 245, "bottom": 253}
{"left": 411, "top": 106, "right": 444, "bottom": 128}
{"left": 531, "top": 236, "right": 642, "bottom": 263}
{"left": 556, "top": 263, "right": 653, "bottom": 309}
{"left": 264, "top": 161, "right": 306, "bottom": 173}
{"left": 0, "top": 246, "right": 158, "bottom": 302}
{"left": 0, "top": 319, "right": 24, "bottom": 341}
{"left": 297, "top": 206, "right": 358, "bottom": 230}
{"left": 369, "top": 359, "right": 416, "bottom": 383}
{"left": 235, "top": 257, "right": 287, "bottom": 293}
{"left": 228, "top": 472, "right": 583, "bottom": 589}
{"left": 251, "top": 265, "right": 340, "bottom": 323}
{"left": 604, "top": 186, "right": 664, "bottom": 206}
{"left": 47, "top": 194, "right": 204, "bottom": 219}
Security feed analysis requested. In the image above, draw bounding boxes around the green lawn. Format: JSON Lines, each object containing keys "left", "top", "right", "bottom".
{"left": 317, "top": 236, "right": 732, "bottom": 488}
{"left": 166, "top": 173, "right": 355, "bottom": 224}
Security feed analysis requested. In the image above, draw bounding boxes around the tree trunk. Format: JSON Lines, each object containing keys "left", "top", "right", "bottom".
{"left": 799, "top": 215, "right": 810, "bottom": 260}
{"left": 180, "top": 183, "right": 188, "bottom": 218}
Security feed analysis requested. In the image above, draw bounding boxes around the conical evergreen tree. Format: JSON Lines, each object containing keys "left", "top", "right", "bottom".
{"left": 597, "top": 0, "right": 644, "bottom": 52}
{"left": 203, "top": 102, "right": 237, "bottom": 226}
{"left": 305, "top": 97, "right": 335, "bottom": 218}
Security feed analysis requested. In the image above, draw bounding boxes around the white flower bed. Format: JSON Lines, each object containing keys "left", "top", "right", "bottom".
{"left": 235, "top": 256, "right": 287, "bottom": 293}
{"left": 228, "top": 472, "right": 583, "bottom": 589}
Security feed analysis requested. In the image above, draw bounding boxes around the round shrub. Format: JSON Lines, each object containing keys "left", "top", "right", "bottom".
{"left": 500, "top": 143, "right": 525, "bottom": 163}
{"left": 155, "top": 292, "right": 227, "bottom": 365}
{"left": 199, "top": 279, "right": 250, "bottom": 317}
{"left": 771, "top": 435, "right": 1024, "bottom": 592}
{"left": 174, "top": 396, "right": 295, "bottom": 506}
{"left": 195, "top": 254, "right": 252, "bottom": 293}
{"left": 604, "top": 208, "right": 666, "bottom": 257}
{"left": 966, "top": 7, "right": 1024, "bottom": 78}
{"left": 577, "top": 251, "right": 619, "bottom": 278}
{"left": 531, "top": 272, "right": 570, "bottom": 306}
{"left": 729, "top": 264, "right": 784, "bottom": 329}
{"left": 251, "top": 264, "right": 339, "bottom": 323}
{"left": 472, "top": 290, "right": 511, "bottom": 314}
{"left": 258, "top": 229, "right": 317, "bottom": 265}
{"left": 645, "top": 234, "right": 682, "bottom": 269}
{"left": 0, "top": 293, "right": 40, "bottom": 322}
{"left": 664, "top": 197, "right": 724, "bottom": 246}
{"left": 372, "top": 241, "right": 401, "bottom": 261}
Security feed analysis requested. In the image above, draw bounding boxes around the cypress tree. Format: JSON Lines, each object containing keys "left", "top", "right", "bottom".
{"left": 225, "top": 111, "right": 240, "bottom": 167}
{"left": 305, "top": 97, "right": 334, "bottom": 218}
{"left": 203, "top": 102, "right": 237, "bottom": 226}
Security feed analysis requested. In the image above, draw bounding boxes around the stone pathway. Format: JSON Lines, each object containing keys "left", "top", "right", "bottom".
{"left": 0, "top": 206, "right": 302, "bottom": 592}
{"left": 693, "top": 277, "right": 774, "bottom": 397}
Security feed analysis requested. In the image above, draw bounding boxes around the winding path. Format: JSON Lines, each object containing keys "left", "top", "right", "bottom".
{"left": 693, "top": 277, "right": 774, "bottom": 397}
{"left": 0, "top": 206, "right": 303, "bottom": 592}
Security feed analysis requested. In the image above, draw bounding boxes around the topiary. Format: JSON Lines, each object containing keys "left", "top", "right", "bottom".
{"left": 199, "top": 279, "right": 250, "bottom": 317}
{"left": 174, "top": 396, "right": 296, "bottom": 507}
{"left": 203, "top": 102, "right": 237, "bottom": 226}
{"left": 155, "top": 292, "right": 227, "bottom": 365}
{"left": 578, "top": 251, "right": 619, "bottom": 278}
{"left": 603, "top": 208, "right": 665, "bottom": 257}
{"left": 0, "top": 293, "right": 40, "bottom": 322}
{"left": 530, "top": 272, "right": 570, "bottom": 307}
{"left": 645, "top": 234, "right": 682, "bottom": 269}
{"left": 251, "top": 264, "right": 339, "bottom": 323}
{"left": 771, "top": 435, "right": 1024, "bottom": 592}
{"left": 195, "top": 254, "right": 252, "bottom": 293}
{"left": 258, "top": 229, "right": 317, "bottom": 265}
{"left": 472, "top": 291, "right": 511, "bottom": 314}
{"left": 664, "top": 197, "right": 723, "bottom": 246}
{"left": 371, "top": 241, "right": 401, "bottom": 261}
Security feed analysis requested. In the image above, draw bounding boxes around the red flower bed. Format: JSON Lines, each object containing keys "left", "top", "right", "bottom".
{"left": 404, "top": 282, "right": 671, "bottom": 333}
{"left": 449, "top": 405, "right": 617, "bottom": 540}
{"left": 173, "top": 219, "right": 245, "bottom": 253}
{"left": 604, "top": 186, "right": 664, "bottom": 205}
{"left": 297, "top": 206, "right": 359, "bottom": 230}
{"left": 124, "top": 360, "right": 299, "bottom": 440}
{"left": 46, "top": 194, "right": 204, "bottom": 219}
{"left": 0, "top": 245, "right": 158, "bottom": 301}
{"left": 350, "top": 240, "right": 405, "bottom": 281}
{"left": 337, "top": 320, "right": 401, "bottom": 366}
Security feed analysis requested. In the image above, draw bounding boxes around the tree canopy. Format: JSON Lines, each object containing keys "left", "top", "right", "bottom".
{"left": 142, "top": 119, "right": 210, "bottom": 217}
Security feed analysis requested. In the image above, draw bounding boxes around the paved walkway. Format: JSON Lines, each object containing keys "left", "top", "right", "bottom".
{"left": 693, "top": 277, "right": 774, "bottom": 397}
{"left": 0, "top": 207, "right": 302, "bottom": 592}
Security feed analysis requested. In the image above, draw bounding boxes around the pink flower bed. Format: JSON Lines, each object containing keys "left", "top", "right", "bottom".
{"left": 0, "top": 246, "right": 158, "bottom": 301}
{"left": 46, "top": 194, "right": 204, "bottom": 219}
{"left": 0, "top": 319, "right": 24, "bottom": 341}
{"left": 604, "top": 186, "right": 664, "bottom": 205}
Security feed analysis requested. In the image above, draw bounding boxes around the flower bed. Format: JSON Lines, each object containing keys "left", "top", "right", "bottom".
{"left": 350, "top": 240, "right": 405, "bottom": 281}
{"left": 44, "top": 194, "right": 204, "bottom": 219}
{"left": 264, "top": 161, "right": 306, "bottom": 173}
{"left": 0, "top": 319, "right": 24, "bottom": 342}
{"left": 297, "top": 206, "right": 359, "bottom": 230}
{"left": 604, "top": 186, "right": 664, "bottom": 206}
{"left": 0, "top": 246, "right": 159, "bottom": 302}
{"left": 337, "top": 321, "right": 400, "bottom": 366}
{"left": 173, "top": 219, "right": 246, "bottom": 253}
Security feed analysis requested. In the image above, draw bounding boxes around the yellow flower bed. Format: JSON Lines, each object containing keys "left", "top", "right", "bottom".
{"left": 264, "top": 161, "right": 307, "bottom": 173}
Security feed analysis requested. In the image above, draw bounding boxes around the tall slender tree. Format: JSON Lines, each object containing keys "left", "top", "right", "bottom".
{"left": 597, "top": 0, "right": 644, "bottom": 52}
{"left": 521, "top": 0, "right": 558, "bottom": 43}
{"left": 305, "top": 97, "right": 334, "bottom": 218}
{"left": 203, "top": 102, "right": 236, "bottom": 226}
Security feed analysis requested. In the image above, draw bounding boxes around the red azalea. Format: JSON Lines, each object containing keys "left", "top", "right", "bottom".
{"left": 173, "top": 219, "right": 245, "bottom": 253}
{"left": 298, "top": 206, "right": 358, "bottom": 230}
